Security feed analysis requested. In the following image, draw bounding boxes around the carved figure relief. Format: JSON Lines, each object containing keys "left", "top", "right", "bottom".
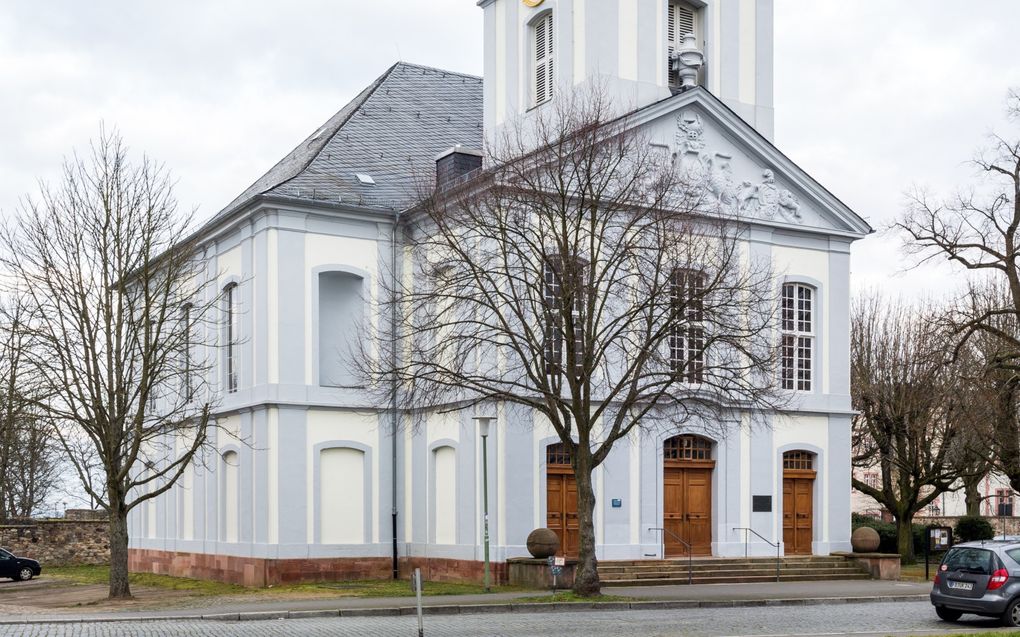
{"left": 668, "top": 111, "right": 804, "bottom": 223}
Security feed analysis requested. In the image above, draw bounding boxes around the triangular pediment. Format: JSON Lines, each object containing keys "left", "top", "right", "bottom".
{"left": 627, "top": 88, "right": 872, "bottom": 238}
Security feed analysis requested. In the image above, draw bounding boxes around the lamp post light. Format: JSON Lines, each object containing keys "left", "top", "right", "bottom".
{"left": 473, "top": 415, "right": 495, "bottom": 593}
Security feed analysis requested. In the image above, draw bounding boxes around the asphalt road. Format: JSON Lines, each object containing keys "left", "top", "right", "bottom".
{"left": 0, "top": 600, "right": 1010, "bottom": 637}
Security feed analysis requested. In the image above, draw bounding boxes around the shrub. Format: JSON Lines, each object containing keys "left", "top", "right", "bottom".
{"left": 955, "top": 516, "right": 995, "bottom": 543}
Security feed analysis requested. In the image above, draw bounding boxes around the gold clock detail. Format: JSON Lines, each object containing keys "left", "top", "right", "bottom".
{"left": 523, "top": 0, "right": 545, "bottom": 7}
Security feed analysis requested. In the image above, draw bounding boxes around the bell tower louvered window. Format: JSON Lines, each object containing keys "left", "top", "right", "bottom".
{"left": 532, "top": 12, "right": 554, "bottom": 106}
{"left": 668, "top": 2, "right": 697, "bottom": 88}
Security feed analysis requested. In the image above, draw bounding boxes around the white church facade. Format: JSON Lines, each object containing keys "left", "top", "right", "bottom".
{"left": 129, "top": 0, "right": 871, "bottom": 586}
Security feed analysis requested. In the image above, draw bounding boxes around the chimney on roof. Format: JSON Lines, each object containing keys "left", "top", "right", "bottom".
{"left": 435, "top": 145, "right": 482, "bottom": 191}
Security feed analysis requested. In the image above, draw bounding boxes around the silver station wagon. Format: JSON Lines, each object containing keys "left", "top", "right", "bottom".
{"left": 931, "top": 541, "right": 1020, "bottom": 626}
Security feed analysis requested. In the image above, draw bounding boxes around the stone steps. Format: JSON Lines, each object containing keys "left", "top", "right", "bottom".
{"left": 597, "top": 556, "right": 872, "bottom": 586}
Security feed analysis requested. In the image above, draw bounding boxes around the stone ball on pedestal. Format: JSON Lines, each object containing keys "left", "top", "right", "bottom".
{"left": 851, "top": 526, "right": 881, "bottom": 553}
{"left": 526, "top": 528, "right": 561, "bottom": 559}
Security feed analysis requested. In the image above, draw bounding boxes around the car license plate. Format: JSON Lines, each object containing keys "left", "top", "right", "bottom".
{"left": 948, "top": 581, "right": 974, "bottom": 591}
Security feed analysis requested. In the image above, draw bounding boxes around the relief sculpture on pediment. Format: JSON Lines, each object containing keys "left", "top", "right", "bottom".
{"left": 670, "top": 111, "right": 803, "bottom": 223}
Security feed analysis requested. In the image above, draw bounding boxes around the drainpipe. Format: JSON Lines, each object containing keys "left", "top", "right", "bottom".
{"left": 391, "top": 210, "right": 401, "bottom": 580}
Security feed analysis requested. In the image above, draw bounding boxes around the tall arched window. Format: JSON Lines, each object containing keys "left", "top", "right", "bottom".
{"left": 670, "top": 268, "right": 705, "bottom": 383}
{"left": 781, "top": 283, "right": 813, "bottom": 391}
{"left": 221, "top": 450, "right": 239, "bottom": 543}
{"left": 223, "top": 283, "right": 238, "bottom": 393}
{"left": 531, "top": 11, "right": 554, "bottom": 106}
{"left": 318, "top": 271, "right": 364, "bottom": 387}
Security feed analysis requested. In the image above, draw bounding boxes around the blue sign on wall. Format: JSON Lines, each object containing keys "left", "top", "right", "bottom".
{"left": 611, "top": 499, "right": 622, "bottom": 508}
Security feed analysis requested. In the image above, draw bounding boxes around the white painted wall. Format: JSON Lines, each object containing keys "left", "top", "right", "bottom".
{"left": 320, "top": 447, "right": 365, "bottom": 544}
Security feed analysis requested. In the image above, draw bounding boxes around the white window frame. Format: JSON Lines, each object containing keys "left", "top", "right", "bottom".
{"left": 531, "top": 11, "right": 554, "bottom": 106}
{"left": 224, "top": 283, "right": 238, "bottom": 393}
{"left": 669, "top": 268, "right": 705, "bottom": 384}
{"left": 781, "top": 282, "right": 814, "bottom": 392}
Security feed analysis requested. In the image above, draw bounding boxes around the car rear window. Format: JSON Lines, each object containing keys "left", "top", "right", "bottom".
{"left": 943, "top": 548, "right": 996, "bottom": 574}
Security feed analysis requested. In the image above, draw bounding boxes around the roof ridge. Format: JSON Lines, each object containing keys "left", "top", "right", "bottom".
{"left": 391, "top": 60, "right": 481, "bottom": 82}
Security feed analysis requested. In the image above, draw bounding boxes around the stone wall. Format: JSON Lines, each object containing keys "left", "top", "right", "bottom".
{"left": 129, "top": 548, "right": 508, "bottom": 587}
{"left": 0, "top": 517, "right": 109, "bottom": 566}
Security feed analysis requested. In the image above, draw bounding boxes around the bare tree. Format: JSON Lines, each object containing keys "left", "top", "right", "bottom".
{"left": 0, "top": 128, "right": 218, "bottom": 598}
{"left": 896, "top": 90, "right": 1020, "bottom": 496}
{"left": 850, "top": 294, "right": 968, "bottom": 561}
{"left": 0, "top": 295, "right": 59, "bottom": 519}
{"left": 368, "top": 89, "right": 783, "bottom": 596}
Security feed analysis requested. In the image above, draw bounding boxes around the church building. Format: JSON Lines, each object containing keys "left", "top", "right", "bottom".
{"left": 129, "top": 0, "right": 872, "bottom": 586}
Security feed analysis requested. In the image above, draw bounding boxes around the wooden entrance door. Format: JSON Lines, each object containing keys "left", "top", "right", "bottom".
{"left": 662, "top": 435, "right": 714, "bottom": 557}
{"left": 782, "top": 450, "right": 815, "bottom": 555}
{"left": 663, "top": 466, "right": 713, "bottom": 556}
{"left": 546, "top": 470, "right": 579, "bottom": 558}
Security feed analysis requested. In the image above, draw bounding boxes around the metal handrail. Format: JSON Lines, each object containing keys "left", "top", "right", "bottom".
{"left": 648, "top": 527, "right": 693, "bottom": 585}
{"left": 732, "top": 527, "right": 780, "bottom": 582}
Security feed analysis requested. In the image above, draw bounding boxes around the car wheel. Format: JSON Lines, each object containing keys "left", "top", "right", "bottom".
{"left": 15, "top": 567, "right": 34, "bottom": 582}
{"left": 1002, "top": 598, "right": 1020, "bottom": 627}
{"left": 935, "top": 606, "right": 963, "bottom": 622}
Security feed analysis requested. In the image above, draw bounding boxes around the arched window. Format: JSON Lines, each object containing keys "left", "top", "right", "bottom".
{"left": 318, "top": 271, "right": 364, "bottom": 387}
{"left": 782, "top": 450, "right": 814, "bottom": 471}
{"left": 531, "top": 11, "right": 554, "bottom": 106}
{"left": 670, "top": 268, "right": 705, "bottom": 383}
{"left": 663, "top": 434, "right": 713, "bottom": 462}
{"left": 223, "top": 284, "right": 238, "bottom": 393}
{"left": 181, "top": 302, "right": 194, "bottom": 402}
{"left": 668, "top": 1, "right": 700, "bottom": 87}
{"left": 433, "top": 446, "right": 457, "bottom": 544}
{"left": 781, "top": 283, "right": 814, "bottom": 391}
{"left": 542, "top": 256, "right": 583, "bottom": 377}
{"left": 319, "top": 447, "right": 365, "bottom": 543}
{"left": 546, "top": 442, "right": 572, "bottom": 467}
{"left": 221, "top": 450, "right": 239, "bottom": 543}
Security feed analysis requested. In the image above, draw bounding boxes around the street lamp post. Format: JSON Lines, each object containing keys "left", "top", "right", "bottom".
{"left": 473, "top": 415, "right": 495, "bottom": 593}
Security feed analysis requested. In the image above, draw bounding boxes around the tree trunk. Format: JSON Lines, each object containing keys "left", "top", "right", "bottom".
{"left": 571, "top": 456, "right": 600, "bottom": 597}
{"left": 896, "top": 515, "right": 915, "bottom": 564}
{"left": 108, "top": 506, "right": 132, "bottom": 599}
{"left": 964, "top": 477, "right": 983, "bottom": 517}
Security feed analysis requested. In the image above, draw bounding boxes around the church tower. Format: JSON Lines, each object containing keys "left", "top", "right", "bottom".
{"left": 478, "top": 0, "right": 775, "bottom": 142}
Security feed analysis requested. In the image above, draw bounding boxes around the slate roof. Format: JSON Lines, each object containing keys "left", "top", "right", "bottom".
{"left": 214, "top": 61, "right": 482, "bottom": 220}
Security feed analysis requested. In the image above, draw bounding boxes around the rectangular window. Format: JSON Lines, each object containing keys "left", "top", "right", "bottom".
{"left": 533, "top": 12, "right": 554, "bottom": 105}
{"left": 225, "top": 284, "right": 237, "bottom": 393}
{"left": 997, "top": 489, "right": 1014, "bottom": 517}
{"left": 781, "top": 283, "right": 813, "bottom": 391}
{"left": 669, "top": 268, "right": 705, "bottom": 383}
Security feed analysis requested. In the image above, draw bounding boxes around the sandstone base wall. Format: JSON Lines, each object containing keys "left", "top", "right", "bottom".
{"left": 129, "top": 548, "right": 508, "bottom": 587}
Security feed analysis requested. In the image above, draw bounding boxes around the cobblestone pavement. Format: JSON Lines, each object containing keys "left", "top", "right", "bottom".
{"left": 0, "top": 601, "right": 1004, "bottom": 636}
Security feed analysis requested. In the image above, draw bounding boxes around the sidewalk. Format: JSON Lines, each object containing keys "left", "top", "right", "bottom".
{"left": 0, "top": 579, "right": 932, "bottom": 626}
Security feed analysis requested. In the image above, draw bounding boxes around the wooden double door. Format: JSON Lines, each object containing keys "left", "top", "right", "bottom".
{"left": 782, "top": 471, "right": 815, "bottom": 555}
{"left": 546, "top": 469, "right": 580, "bottom": 558}
{"left": 663, "top": 465, "right": 713, "bottom": 556}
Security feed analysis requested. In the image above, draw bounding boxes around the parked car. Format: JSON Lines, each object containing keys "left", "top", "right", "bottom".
{"left": 931, "top": 540, "right": 1020, "bottom": 626}
{"left": 0, "top": 547, "right": 41, "bottom": 581}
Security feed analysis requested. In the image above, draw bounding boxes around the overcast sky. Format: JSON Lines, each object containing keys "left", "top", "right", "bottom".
{"left": 2, "top": 1, "right": 1019, "bottom": 299}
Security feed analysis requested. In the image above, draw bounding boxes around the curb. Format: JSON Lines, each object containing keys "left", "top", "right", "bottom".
{"left": 0, "top": 594, "right": 929, "bottom": 626}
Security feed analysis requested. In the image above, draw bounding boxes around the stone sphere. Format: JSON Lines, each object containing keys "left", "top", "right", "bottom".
{"left": 526, "top": 528, "right": 561, "bottom": 559}
{"left": 851, "top": 526, "right": 881, "bottom": 553}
